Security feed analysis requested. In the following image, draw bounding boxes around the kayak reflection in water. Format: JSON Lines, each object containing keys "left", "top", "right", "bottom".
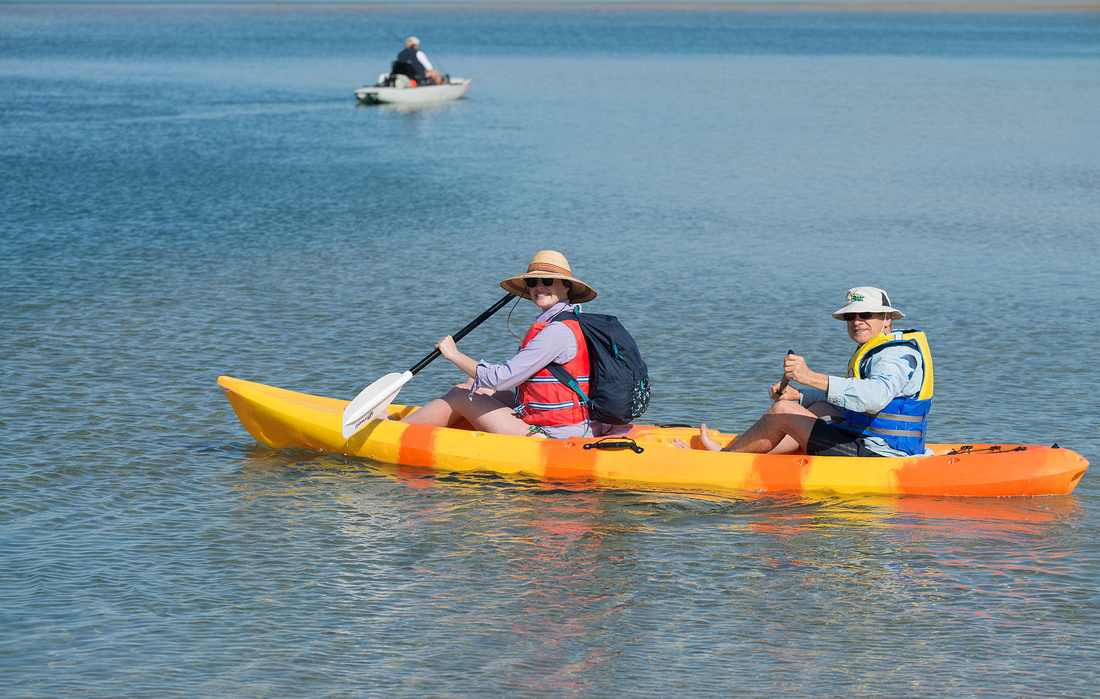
{"left": 400, "top": 251, "right": 608, "bottom": 439}
{"left": 676, "top": 286, "right": 934, "bottom": 457}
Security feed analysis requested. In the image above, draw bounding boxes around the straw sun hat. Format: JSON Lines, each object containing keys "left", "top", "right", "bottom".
{"left": 499, "top": 250, "right": 597, "bottom": 304}
{"left": 831, "top": 286, "right": 905, "bottom": 321}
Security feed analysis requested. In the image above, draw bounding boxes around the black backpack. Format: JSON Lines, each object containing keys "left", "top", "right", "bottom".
{"left": 546, "top": 311, "right": 651, "bottom": 425}
{"left": 390, "top": 59, "right": 422, "bottom": 81}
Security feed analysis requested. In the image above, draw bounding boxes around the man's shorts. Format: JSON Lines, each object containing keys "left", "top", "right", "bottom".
{"left": 806, "top": 419, "right": 884, "bottom": 458}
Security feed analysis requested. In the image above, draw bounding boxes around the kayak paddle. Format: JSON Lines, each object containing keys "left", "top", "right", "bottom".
{"left": 776, "top": 349, "right": 795, "bottom": 397}
{"left": 341, "top": 293, "right": 515, "bottom": 439}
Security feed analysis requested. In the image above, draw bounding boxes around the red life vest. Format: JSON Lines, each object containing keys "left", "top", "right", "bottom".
{"left": 516, "top": 318, "right": 590, "bottom": 426}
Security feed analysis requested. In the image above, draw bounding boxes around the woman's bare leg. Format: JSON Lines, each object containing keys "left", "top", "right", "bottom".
{"left": 400, "top": 380, "right": 531, "bottom": 436}
{"left": 400, "top": 383, "right": 471, "bottom": 428}
{"left": 454, "top": 392, "right": 532, "bottom": 436}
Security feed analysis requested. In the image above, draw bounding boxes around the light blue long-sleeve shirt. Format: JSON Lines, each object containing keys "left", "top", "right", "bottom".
{"left": 799, "top": 344, "right": 931, "bottom": 457}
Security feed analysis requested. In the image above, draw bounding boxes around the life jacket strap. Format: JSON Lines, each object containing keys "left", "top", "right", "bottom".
{"left": 838, "top": 424, "right": 925, "bottom": 438}
{"left": 826, "top": 414, "right": 926, "bottom": 438}
{"left": 870, "top": 412, "right": 925, "bottom": 423}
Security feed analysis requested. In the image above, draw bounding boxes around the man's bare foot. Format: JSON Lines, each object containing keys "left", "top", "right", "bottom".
{"left": 672, "top": 424, "right": 722, "bottom": 451}
{"left": 697, "top": 423, "right": 722, "bottom": 451}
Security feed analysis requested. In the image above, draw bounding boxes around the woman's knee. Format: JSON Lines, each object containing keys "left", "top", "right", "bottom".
{"left": 437, "top": 384, "right": 472, "bottom": 406}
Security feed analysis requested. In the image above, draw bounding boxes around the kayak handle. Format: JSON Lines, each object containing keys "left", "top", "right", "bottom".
{"left": 584, "top": 438, "right": 644, "bottom": 454}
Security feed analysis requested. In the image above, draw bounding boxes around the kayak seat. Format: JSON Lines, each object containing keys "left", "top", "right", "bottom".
{"left": 390, "top": 60, "right": 420, "bottom": 80}
{"left": 383, "top": 60, "right": 421, "bottom": 88}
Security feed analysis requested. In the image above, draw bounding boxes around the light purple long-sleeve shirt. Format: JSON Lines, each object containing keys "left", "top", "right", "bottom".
{"left": 471, "top": 302, "right": 604, "bottom": 438}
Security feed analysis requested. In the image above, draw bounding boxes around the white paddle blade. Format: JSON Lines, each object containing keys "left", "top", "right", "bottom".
{"left": 341, "top": 371, "right": 413, "bottom": 439}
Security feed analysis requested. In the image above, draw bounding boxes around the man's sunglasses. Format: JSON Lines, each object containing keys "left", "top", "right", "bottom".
{"left": 524, "top": 277, "right": 558, "bottom": 288}
{"left": 842, "top": 312, "right": 879, "bottom": 321}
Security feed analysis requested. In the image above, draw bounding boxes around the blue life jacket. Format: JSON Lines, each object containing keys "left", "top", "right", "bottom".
{"left": 834, "top": 330, "right": 933, "bottom": 455}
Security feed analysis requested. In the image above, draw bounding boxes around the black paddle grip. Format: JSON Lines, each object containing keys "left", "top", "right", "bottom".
{"left": 776, "top": 349, "right": 795, "bottom": 396}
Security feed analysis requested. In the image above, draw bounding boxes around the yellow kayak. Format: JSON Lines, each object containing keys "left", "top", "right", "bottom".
{"left": 218, "top": 376, "right": 1088, "bottom": 497}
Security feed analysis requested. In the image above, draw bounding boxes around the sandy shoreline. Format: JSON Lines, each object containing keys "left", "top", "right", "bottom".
{"left": 15, "top": 1, "right": 1100, "bottom": 13}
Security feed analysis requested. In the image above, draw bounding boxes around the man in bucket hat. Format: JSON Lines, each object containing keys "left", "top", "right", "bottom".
{"left": 681, "top": 286, "right": 934, "bottom": 457}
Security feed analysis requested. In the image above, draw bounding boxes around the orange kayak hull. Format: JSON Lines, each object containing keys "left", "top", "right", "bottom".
{"left": 218, "top": 376, "right": 1089, "bottom": 497}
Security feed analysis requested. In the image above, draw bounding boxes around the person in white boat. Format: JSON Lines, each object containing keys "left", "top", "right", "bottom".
{"left": 394, "top": 36, "right": 443, "bottom": 85}
{"left": 400, "top": 251, "right": 607, "bottom": 439}
{"left": 677, "top": 286, "right": 933, "bottom": 457}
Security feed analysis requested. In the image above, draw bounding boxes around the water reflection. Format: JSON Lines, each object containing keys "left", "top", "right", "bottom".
{"left": 224, "top": 446, "right": 1095, "bottom": 691}
{"left": 229, "top": 448, "right": 648, "bottom": 691}
{"left": 355, "top": 99, "right": 468, "bottom": 116}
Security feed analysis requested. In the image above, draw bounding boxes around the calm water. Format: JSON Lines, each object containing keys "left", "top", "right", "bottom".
{"left": 3, "top": 4, "right": 1100, "bottom": 696}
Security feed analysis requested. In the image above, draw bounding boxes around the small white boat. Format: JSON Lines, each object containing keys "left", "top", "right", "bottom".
{"left": 355, "top": 77, "right": 470, "bottom": 105}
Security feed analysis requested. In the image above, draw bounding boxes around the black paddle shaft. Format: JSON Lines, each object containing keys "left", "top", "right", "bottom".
{"left": 408, "top": 293, "right": 515, "bottom": 376}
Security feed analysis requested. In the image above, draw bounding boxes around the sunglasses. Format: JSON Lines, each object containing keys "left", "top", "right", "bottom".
{"left": 842, "top": 312, "right": 880, "bottom": 321}
{"left": 524, "top": 277, "right": 558, "bottom": 288}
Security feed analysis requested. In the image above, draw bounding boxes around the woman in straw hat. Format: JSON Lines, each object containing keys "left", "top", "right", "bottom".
{"left": 677, "top": 286, "right": 933, "bottom": 457}
{"left": 400, "top": 251, "right": 607, "bottom": 438}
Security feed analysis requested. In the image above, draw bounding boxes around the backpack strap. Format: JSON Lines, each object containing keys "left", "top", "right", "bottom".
{"left": 546, "top": 362, "right": 590, "bottom": 404}
{"left": 546, "top": 310, "right": 590, "bottom": 404}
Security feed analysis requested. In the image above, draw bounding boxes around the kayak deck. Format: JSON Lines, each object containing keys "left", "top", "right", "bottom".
{"left": 217, "top": 376, "right": 1089, "bottom": 497}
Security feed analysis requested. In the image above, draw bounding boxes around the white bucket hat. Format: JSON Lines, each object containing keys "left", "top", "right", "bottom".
{"left": 832, "top": 286, "right": 905, "bottom": 320}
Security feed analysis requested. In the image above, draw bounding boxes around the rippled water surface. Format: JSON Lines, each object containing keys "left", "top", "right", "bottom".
{"left": 2, "top": 4, "right": 1099, "bottom": 696}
